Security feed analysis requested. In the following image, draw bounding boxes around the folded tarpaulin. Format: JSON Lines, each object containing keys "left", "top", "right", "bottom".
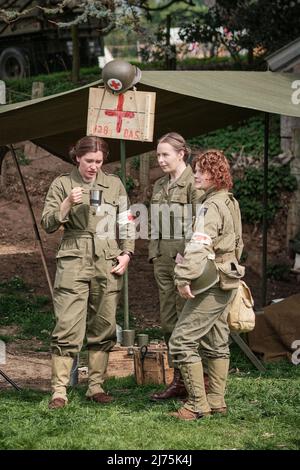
{"left": 248, "top": 293, "right": 300, "bottom": 362}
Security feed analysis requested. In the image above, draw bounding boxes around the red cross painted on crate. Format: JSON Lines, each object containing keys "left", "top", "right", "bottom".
{"left": 105, "top": 94, "right": 135, "bottom": 133}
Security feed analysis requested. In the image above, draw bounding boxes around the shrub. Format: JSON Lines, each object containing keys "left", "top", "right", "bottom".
{"left": 189, "top": 116, "right": 280, "bottom": 158}
{"left": 234, "top": 165, "right": 297, "bottom": 223}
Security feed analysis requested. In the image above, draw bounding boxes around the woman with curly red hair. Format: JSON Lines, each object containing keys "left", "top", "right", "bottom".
{"left": 168, "top": 149, "right": 245, "bottom": 420}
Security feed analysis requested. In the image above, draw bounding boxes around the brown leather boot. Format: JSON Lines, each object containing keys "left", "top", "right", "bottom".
{"left": 211, "top": 406, "right": 227, "bottom": 415}
{"left": 48, "top": 398, "right": 67, "bottom": 410}
{"left": 87, "top": 392, "right": 114, "bottom": 404}
{"left": 169, "top": 407, "right": 211, "bottom": 420}
{"left": 150, "top": 369, "right": 187, "bottom": 401}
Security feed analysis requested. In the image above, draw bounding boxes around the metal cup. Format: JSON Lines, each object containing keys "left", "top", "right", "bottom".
{"left": 121, "top": 329, "right": 135, "bottom": 347}
{"left": 137, "top": 334, "right": 149, "bottom": 348}
{"left": 89, "top": 189, "right": 102, "bottom": 207}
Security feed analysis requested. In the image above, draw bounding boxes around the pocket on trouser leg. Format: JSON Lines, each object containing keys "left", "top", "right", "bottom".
{"left": 106, "top": 259, "right": 123, "bottom": 293}
{"left": 54, "top": 252, "right": 83, "bottom": 290}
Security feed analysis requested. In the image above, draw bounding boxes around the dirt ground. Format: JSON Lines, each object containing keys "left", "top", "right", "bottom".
{"left": 0, "top": 143, "right": 299, "bottom": 390}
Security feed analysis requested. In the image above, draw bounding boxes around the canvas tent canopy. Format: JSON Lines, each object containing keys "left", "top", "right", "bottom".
{"left": 1, "top": 71, "right": 300, "bottom": 160}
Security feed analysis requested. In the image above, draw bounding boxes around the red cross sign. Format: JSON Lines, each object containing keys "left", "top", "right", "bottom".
{"left": 105, "top": 94, "right": 135, "bottom": 133}
{"left": 87, "top": 88, "right": 156, "bottom": 142}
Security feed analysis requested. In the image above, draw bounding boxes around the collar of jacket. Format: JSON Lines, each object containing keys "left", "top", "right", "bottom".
{"left": 70, "top": 167, "right": 110, "bottom": 188}
{"left": 198, "top": 187, "right": 228, "bottom": 204}
{"left": 157, "top": 165, "right": 192, "bottom": 188}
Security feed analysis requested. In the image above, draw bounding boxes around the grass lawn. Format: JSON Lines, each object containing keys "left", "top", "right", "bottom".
{"left": 0, "top": 279, "right": 299, "bottom": 450}
{"left": 0, "top": 351, "right": 299, "bottom": 450}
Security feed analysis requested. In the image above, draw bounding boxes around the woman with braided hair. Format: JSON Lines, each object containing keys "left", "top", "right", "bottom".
{"left": 148, "top": 132, "right": 204, "bottom": 401}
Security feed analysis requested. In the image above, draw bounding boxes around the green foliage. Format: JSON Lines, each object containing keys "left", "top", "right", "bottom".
{"left": 0, "top": 278, "right": 54, "bottom": 343}
{"left": 189, "top": 115, "right": 280, "bottom": 158}
{"left": 179, "top": 0, "right": 300, "bottom": 65}
{"left": 137, "top": 327, "right": 164, "bottom": 341}
{"left": 267, "top": 263, "right": 291, "bottom": 281}
{"left": 0, "top": 334, "right": 14, "bottom": 343}
{"left": 0, "top": 276, "right": 27, "bottom": 291}
{"left": 114, "top": 169, "right": 135, "bottom": 193}
{"left": 130, "top": 156, "right": 140, "bottom": 170}
{"left": 15, "top": 149, "right": 30, "bottom": 166}
{"left": 5, "top": 68, "right": 101, "bottom": 104}
{"left": 234, "top": 165, "right": 297, "bottom": 223}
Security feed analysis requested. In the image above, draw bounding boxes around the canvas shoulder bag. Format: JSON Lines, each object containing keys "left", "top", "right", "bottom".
{"left": 227, "top": 280, "right": 255, "bottom": 333}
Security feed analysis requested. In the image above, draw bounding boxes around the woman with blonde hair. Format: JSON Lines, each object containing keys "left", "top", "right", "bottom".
{"left": 149, "top": 132, "right": 203, "bottom": 401}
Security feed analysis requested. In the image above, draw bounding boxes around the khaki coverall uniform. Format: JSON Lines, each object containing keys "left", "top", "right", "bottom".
{"left": 169, "top": 188, "right": 244, "bottom": 414}
{"left": 148, "top": 165, "right": 202, "bottom": 362}
{"left": 41, "top": 167, "right": 135, "bottom": 401}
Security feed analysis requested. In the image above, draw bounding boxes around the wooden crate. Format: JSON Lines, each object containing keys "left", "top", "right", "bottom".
{"left": 87, "top": 88, "right": 156, "bottom": 142}
{"left": 133, "top": 345, "right": 174, "bottom": 385}
{"left": 106, "top": 345, "right": 135, "bottom": 378}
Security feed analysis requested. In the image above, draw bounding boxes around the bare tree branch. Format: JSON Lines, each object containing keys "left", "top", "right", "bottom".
{"left": 138, "top": 0, "right": 195, "bottom": 12}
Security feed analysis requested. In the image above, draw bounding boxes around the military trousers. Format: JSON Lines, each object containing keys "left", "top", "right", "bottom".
{"left": 153, "top": 252, "right": 185, "bottom": 346}
{"left": 169, "top": 284, "right": 236, "bottom": 365}
{"left": 51, "top": 237, "right": 122, "bottom": 357}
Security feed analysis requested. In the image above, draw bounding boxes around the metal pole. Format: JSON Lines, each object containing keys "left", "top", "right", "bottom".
{"left": 230, "top": 333, "right": 265, "bottom": 372}
{"left": 0, "top": 368, "right": 22, "bottom": 391}
{"left": 262, "top": 113, "right": 269, "bottom": 307}
{"left": 69, "top": 354, "right": 79, "bottom": 387}
{"left": 9, "top": 145, "right": 53, "bottom": 297}
{"left": 120, "top": 140, "right": 129, "bottom": 330}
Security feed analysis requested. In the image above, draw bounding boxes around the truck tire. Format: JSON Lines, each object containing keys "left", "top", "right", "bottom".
{"left": 0, "top": 47, "right": 30, "bottom": 79}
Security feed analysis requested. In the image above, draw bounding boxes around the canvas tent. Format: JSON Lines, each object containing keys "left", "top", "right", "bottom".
{"left": 1, "top": 71, "right": 300, "bottom": 161}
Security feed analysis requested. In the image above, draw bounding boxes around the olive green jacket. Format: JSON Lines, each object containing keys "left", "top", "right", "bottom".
{"left": 148, "top": 165, "right": 203, "bottom": 260}
{"left": 41, "top": 167, "right": 135, "bottom": 256}
{"left": 175, "top": 187, "right": 244, "bottom": 287}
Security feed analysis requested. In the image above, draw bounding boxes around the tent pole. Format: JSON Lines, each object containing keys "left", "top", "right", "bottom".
{"left": 9, "top": 145, "right": 53, "bottom": 298}
{"left": 262, "top": 113, "right": 269, "bottom": 307}
{"left": 120, "top": 140, "right": 129, "bottom": 330}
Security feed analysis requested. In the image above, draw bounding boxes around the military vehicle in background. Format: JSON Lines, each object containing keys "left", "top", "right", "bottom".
{"left": 0, "top": 0, "right": 102, "bottom": 79}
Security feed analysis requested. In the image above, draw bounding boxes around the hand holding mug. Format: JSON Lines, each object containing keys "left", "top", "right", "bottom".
{"left": 68, "top": 187, "right": 84, "bottom": 205}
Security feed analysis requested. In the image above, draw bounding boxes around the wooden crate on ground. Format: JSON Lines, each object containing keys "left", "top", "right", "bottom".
{"left": 133, "top": 344, "right": 174, "bottom": 385}
{"left": 106, "top": 345, "right": 135, "bottom": 378}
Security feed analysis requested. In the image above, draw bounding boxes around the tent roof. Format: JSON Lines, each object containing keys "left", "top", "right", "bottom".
{"left": 1, "top": 71, "right": 300, "bottom": 163}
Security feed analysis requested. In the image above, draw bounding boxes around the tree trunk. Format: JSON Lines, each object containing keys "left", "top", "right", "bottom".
{"left": 71, "top": 25, "right": 80, "bottom": 83}
{"left": 165, "top": 14, "right": 177, "bottom": 70}
{"left": 99, "top": 34, "right": 105, "bottom": 56}
{"left": 247, "top": 47, "right": 254, "bottom": 66}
